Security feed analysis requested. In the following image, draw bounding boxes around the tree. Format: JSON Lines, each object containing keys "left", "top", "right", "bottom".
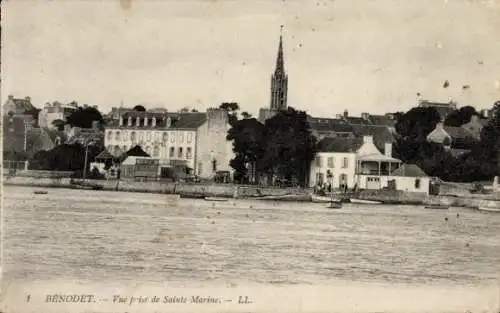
{"left": 133, "top": 105, "right": 146, "bottom": 112}
{"left": 52, "top": 119, "right": 66, "bottom": 131}
{"left": 66, "top": 106, "right": 104, "bottom": 129}
{"left": 241, "top": 111, "right": 252, "bottom": 119}
{"left": 226, "top": 118, "right": 266, "bottom": 183}
{"left": 476, "top": 101, "right": 500, "bottom": 174}
{"left": 219, "top": 102, "right": 240, "bottom": 125}
{"left": 28, "top": 143, "right": 102, "bottom": 177}
{"left": 395, "top": 107, "right": 441, "bottom": 140}
{"left": 259, "top": 107, "right": 317, "bottom": 187}
{"left": 444, "top": 106, "right": 479, "bottom": 127}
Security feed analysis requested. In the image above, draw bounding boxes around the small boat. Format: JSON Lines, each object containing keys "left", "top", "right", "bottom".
{"left": 256, "top": 194, "right": 310, "bottom": 202}
{"left": 34, "top": 190, "right": 48, "bottom": 195}
{"left": 311, "top": 195, "right": 336, "bottom": 203}
{"left": 425, "top": 204, "right": 450, "bottom": 210}
{"left": 180, "top": 194, "right": 205, "bottom": 199}
{"left": 327, "top": 201, "right": 342, "bottom": 209}
{"left": 350, "top": 198, "right": 382, "bottom": 205}
{"left": 204, "top": 197, "right": 228, "bottom": 202}
{"left": 478, "top": 206, "right": 500, "bottom": 213}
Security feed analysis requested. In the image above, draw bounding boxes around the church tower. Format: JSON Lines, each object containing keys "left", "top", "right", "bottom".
{"left": 269, "top": 28, "right": 288, "bottom": 111}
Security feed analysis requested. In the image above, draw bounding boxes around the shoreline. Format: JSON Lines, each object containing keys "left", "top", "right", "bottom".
{"left": 3, "top": 175, "right": 499, "bottom": 209}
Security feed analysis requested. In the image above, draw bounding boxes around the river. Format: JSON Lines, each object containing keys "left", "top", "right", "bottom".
{"left": 1, "top": 186, "right": 499, "bottom": 313}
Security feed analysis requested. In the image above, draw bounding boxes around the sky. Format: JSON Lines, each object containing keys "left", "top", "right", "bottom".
{"left": 2, "top": 0, "right": 500, "bottom": 117}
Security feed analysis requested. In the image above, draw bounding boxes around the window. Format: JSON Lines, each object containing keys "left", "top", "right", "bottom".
{"left": 198, "top": 162, "right": 203, "bottom": 176}
{"left": 169, "top": 147, "right": 174, "bottom": 158}
{"left": 107, "top": 131, "right": 112, "bottom": 140}
{"left": 122, "top": 145, "right": 127, "bottom": 152}
{"left": 316, "top": 172, "right": 324, "bottom": 185}
{"left": 130, "top": 131, "right": 136, "bottom": 142}
{"left": 212, "top": 159, "right": 217, "bottom": 172}
{"left": 415, "top": 179, "right": 421, "bottom": 189}
{"left": 170, "top": 133, "right": 175, "bottom": 143}
{"left": 327, "top": 157, "right": 334, "bottom": 168}
{"left": 153, "top": 146, "right": 160, "bottom": 157}
{"left": 178, "top": 147, "right": 183, "bottom": 158}
{"left": 162, "top": 132, "right": 168, "bottom": 142}
{"left": 186, "top": 147, "right": 192, "bottom": 159}
{"left": 315, "top": 156, "right": 322, "bottom": 167}
{"left": 342, "top": 157, "right": 349, "bottom": 168}
{"left": 115, "top": 131, "right": 120, "bottom": 141}
{"left": 187, "top": 133, "right": 193, "bottom": 143}
{"left": 179, "top": 133, "right": 184, "bottom": 143}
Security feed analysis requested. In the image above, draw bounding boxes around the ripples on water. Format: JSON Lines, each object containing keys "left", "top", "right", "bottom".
{"left": 3, "top": 186, "right": 500, "bottom": 288}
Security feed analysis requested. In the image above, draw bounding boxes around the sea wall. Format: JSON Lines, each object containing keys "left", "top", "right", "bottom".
{"left": 2, "top": 176, "right": 310, "bottom": 199}
{"left": 356, "top": 189, "right": 428, "bottom": 205}
{"left": 3, "top": 176, "right": 498, "bottom": 208}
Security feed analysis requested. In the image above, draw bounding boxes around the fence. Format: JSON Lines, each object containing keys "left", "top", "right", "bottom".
{"left": 2, "top": 160, "right": 28, "bottom": 175}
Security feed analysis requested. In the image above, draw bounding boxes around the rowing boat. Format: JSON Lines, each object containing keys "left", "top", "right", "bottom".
{"left": 204, "top": 197, "right": 228, "bottom": 202}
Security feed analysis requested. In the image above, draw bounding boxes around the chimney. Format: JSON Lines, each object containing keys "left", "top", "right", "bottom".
{"left": 127, "top": 117, "right": 132, "bottom": 126}
{"left": 384, "top": 142, "right": 392, "bottom": 157}
{"left": 119, "top": 115, "right": 123, "bottom": 126}
{"left": 362, "top": 135, "right": 373, "bottom": 144}
{"left": 336, "top": 114, "right": 342, "bottom": 119}
{"left": 92, "top": 120, "right": 99, "bottom": 130}
{"left": 481, "top": 109, "right": 489, "bottom": 118}
{"left": 25, "top": 96, "right": 31, "bottom": 102}
{"left": 144, "top": 116, "right": 149, "bottom": 127}
{"left": 135, "top": 117, "right": 140, "bottom": 126}
{"left": 361, "top": 112, "right": 370, "bottom": 120}
{"left": 343, "top": 110, "right": 348, "bottom": 118}
{"left": 8, "top": 95, "right": 14, "bottom": 100}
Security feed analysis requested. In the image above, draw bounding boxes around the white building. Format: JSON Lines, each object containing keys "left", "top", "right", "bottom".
{"left": 38, "top": 101, "right": 78, "bottom": 129}
{"left": 310, "top": 135, "right": 430, "bottom": 194}
{"left": 309, "top": 137, "right": 361, "bottom": 189}
{"left": 104, "top": 108, "right": 234, "bottom": 180}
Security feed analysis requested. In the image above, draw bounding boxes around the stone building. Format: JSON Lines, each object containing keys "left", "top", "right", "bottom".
{"left": 37, "top": 101, "right": 79, "bottom": 129}
{"left": 104, "top": 108, "right": 234, "bottom": 179}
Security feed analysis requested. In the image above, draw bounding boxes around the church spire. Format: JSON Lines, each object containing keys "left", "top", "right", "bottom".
{"left": 270, "top": 25, "right": 288, "bottom": 111}
{"left": 275, "top": 26, "right": 285, "bottom": 74}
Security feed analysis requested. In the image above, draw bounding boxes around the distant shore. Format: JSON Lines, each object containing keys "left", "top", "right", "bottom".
{"left": 3, "top": 175, "right": 499, "bottom": 209}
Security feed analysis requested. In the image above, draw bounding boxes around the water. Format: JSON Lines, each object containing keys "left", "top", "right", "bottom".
{"left": 2, "top": 186, "right": 500, "bottom": 312}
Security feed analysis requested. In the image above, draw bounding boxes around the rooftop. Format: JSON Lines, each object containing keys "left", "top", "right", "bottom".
{"left": 391, "top": 164, "right": 428, "bottom": 177}
{"left": 316, "top": 137, "right": 364, "bottom": 153}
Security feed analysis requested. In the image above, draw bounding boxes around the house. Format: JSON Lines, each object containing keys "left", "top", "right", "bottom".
{"left": 461, "top": 114, "right": 488, "bottom": 140}
{"left": 427, "top": 122, "right": 477, "bottom": 151}
{"left": 418, "top": 99, "right": 457, "bottom": 121}
{"left": 388, "top": 164, "right": 430, "bottom": 194}
{"left": 2, "top": 114, "right": 55, "bottom": 159}
{"left": 309, "top": 136, "right": 363, "bottom": 189}
{"left": 38, "top": 101, "right": 78, "bottom": 129}
{"left": 307, "top": 116, "right": 354, "bottom": 140}
{"left": 64, "top": 121, "right": 104, "bottom": 146}
{"left": 104, "top": 107, "right": 234, "bottom": 180}
{"left": 354, "top": 135, "right": 403, "bottom": 190}
{"left": 310, "top": 135, "right": 430, "bottom": 194}
{"left": 3, "top": 95, "right": 37, "bottom": 115}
